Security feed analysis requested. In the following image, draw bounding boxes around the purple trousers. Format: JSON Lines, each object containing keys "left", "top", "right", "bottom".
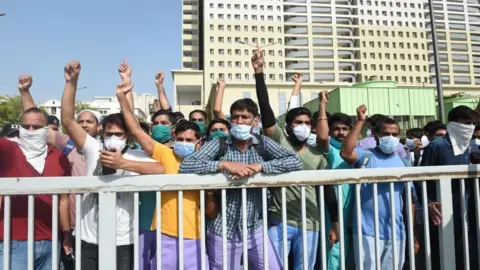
{"left": 206, "top": 227, "right": 283, "bottom": 270}
{"left": 139, "top": 229, "right": 208, "bottom": 270}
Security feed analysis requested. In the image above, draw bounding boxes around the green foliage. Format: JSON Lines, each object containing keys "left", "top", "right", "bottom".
{"left": 0, "top": 95, "right": 23, "bottom": 124}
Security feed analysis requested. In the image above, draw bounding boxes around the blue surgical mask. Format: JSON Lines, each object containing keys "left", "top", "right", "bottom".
{"left": 307, "top": 134, "right": 317, "bottom": 146}
{"left": 406, "top": 138, "right": 416, "bottom": 150}
{"left": 253, "top": 122, "right": 263, "bottom": 135}
{"left": 151, "top": 125, "right": 172, "bottom": 143}
{"left": 173, "top": 141, "right": 196, "bottom": 158}
{"left": 231, "top": 123, "right": 253, "bottom": 141}
{"left": 209, "top": 130, "right": 228, "bottom": 141}
{"left": 378, "top": 135, "right": 400, "bottom": 154}
{"left": 330, "top": 137, "right": 342, "bottom": 149}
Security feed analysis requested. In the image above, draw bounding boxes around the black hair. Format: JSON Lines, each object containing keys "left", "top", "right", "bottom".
{"left": 230, "top": 98, "right": 259, "bottom": 117}
{"left": 423, "top": 120, "right": 446, "bottom": 136}
{"left": 139, "top": 121, "right": 150, "bottom": 134}
{"left": 406, "top": 128, "right": 424, "bottom": 139}
{"left": 448, "top": 105, "right": 477, "bottom": 123}
{"left": 368, "top": 114, "right": 387, "bottom": 128}
{"left": 475, "top": 125, "right": 480, "bottom": 132}
{"left": 151, "top": 110, "right": 176, "bottom": 126}
{"left": 102, "top": 113, "right": 128, "bottom": 131}
{"left": 22, "top": 107, "right": 48, "bottom": 124}
{"left": 189, "top": 110, "right": 207, "bottom": 121}
{"left": 207, "top": 118, "right": 231, "bottom": 134}
{"left": 311, "top": 111, "right": 331, "bottom": 128}
{"left": 173, "top": 111, "right": 185, "bottom": 122}
{"left": 374, "top": 117, "right": 399, "bottom": 134}
{"left": 174, "top": 120, "right": 202, "bottom": 139}
{"left": 285, "top": 107, "right": 311, "bottom": 126}
{"left": 328, "top": 112, "right": 352, "bottom": 128}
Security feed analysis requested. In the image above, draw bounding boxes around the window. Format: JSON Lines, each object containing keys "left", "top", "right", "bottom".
{"left": 245, "top": 74, "right": 250, "bottom": 80}
{"left": 218, "top": 25, "right": 224, "bottom": 31}
{"left": 210, "top": 49, "right": 214, "bottom": 55}
{"left": 386, "top": 53, "right": 390, "bottom": 59}
{"left": 235, "top": 14, "right": 240, "bottom": 20}
{"left": 227, "top": 49, "right": 232, "bottom": 55}
{"left": 219, "top": 73, "right": 224, "bottom": 79}
{"left": 268, "top": 16, "right": 273, "bottom": 21}
{"left": 268, "top": 5, "right": 273, "bottom": 11}
{"left": 245, "top": 49, "right": 249, "bottom": 56}
{"left": 279, "top": 62, "right": 283, "bottom": 68}
{"left": 210, "top": 25, "right": 214, "bottom": 31}
{"left": 235, "top": 49, "right": 241, "bottom": 55}
{"left": 279, "top": 74, "right": 284, "bottom": 81}
{"left": 210, "top": 73, "right": 214, "bottom": 79}
{"left": 245, "top": 61, "right": 249, "bottom": 68}
{"left": 218, "top": 3, "right": 224, "bottom": 8}
{"left": 253, "top": 15, "right": 257, "bottom": 20}
{"left": 210, "top": 37, "right": 214, "bottom": 43}
{"left": 228, "top": 73, "right": 232, "bottom": 80}
{"left": 261, "top": 26, "right": 265, "bottom": 32}
{"left": 234, "top": 4, "right": 240, "bottom": 9}
{"left": 244, "top": 15, "right": 248, "bottom": 20}
{"left": 227, "top": 25, "right": 231, "bottom": 31}
{"left": 210, "top": 61, "right": 214, "bottom": 67}
{"left": 210, "top": 14, "right": 214, "bottom": 19}
{"left": 227, "top": 4, "right": 231, "bottom": 9}
{"left": 269, "top": 74, "right": 275, "bottom": 80}
{"left": 228, "top": 61, "right": 232, "bottom": 67}
{"left": 268, "top": 27, "right": 274, "bottom": 32}
{"left": 219, "top": 14, "right": 224, "bottom": 19}
{"left": 219, "top": 49, "right": 224, "bottom": 55}
{"left": 210, "top": 3, "right": 214, "bottom": 8}
{"left": 253, "top": 26, "right": 258, "bottom": 32}
{"left": 269, "top": 50, "right": 274, "bottom": 56}
{"left": 236, "top": 74, "right": 241, "bottom": 80}
{"left": 235, "top": 61, "right": 241, "bottom": 68}
{"left": 278, "top": 50, "right": 283, "bottom": 56}
{"left": 269, "top": 62, "right": 275, "bottom": 68}
{"left": 235, "top": 37, "right": 240, "bottom": 43}
{"left": 260, "top": 15, "right": 264, "bottom": 21}
{"left": 252, "top": 5, "right": 257, "bottom": 10}
{"left": 244, "top": 26, "right": 248, "bottom": 32}
{"left": 235, "top": 25, "right": 240, "bottom": 31}
{"left": 219, "top": 37, "right": 224, "bottom": 43}
{"left": 219, "top": 61, "right": 224, "bottom": 67}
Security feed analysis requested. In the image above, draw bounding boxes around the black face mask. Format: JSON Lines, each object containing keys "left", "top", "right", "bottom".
{"left": 102, "top": 146, "right": 129, "bottom": 176}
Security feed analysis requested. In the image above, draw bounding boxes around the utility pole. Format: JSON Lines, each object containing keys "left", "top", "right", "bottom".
{"left": 427, "top": 0, "right": 445, "bottom": 122}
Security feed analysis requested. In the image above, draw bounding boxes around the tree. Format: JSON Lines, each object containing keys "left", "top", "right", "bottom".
{"left": 75, "top": 102, "right": 97, "bottom": 115}
{"left": 0, "top": 95, "right": 22, "bottom": 124}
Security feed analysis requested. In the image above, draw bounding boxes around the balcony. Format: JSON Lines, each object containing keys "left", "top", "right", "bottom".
{"left": 312, "top": 38, "right": 333, "bottom": 47}
{"left": 285, "top": 37, "right": 309, "bottom": 46}
{"left": 286, "top": 60, "right": 310, "bottom": 70}
{"left": 286, "top": 49, "right": 310, "bottom": 58}
{"left": 285, "top": 26, "right": 308, "bottom": 34}
{"left": 312, "top": 17, "right": 332, "bottom": 24}
{"left": 284, "top": 6, "right": 308, "bottom": 13}
{"left": 312, "top": 26, "right": 333, "bottom": 35}
{"left": 314, "top": 61, "right": 334, "bottom": 70}
{"left": 339, "top": 73, "right": 358, "bottom": 83}
{"left": 311, "top": 6, "right": 332, "bottom": 14}
{"left": 284, "top": 15, "right": 308, "bottom": 23}
{"left": 314, "top": 73, "right": 335, "bottom": 82}
{"left": 313, "top": 49, "right": 334, "bottom": 58}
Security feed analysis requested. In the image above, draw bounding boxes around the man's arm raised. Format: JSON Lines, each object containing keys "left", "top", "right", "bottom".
{"left": 340, "top": 105, "right": 367, "bottom": 165}
{"left": 155, "top": 71, "right": 172, "bottom": 111}
{"left": 213, "top": 78, "right": 227, "bottom": 119}
{"left": 61, "top": 61, "right": 88, "bottom": 150}
{"left": 117, "top": 83, "right": 156, "bottom": 156}
{"left": 18, "top": 75, "right": 35, "bottom": 111}
{"left": 118, "top": 60, "right": 134, "bottom": 112}
{"left": 316, "top": 91, "right": 330, "bottom": 152}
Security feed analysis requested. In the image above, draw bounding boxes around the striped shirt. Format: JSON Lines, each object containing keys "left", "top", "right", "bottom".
{"left": 179, "top": 135, "right": 302, "bottom": 239}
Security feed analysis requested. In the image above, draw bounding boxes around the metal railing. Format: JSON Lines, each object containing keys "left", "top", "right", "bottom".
{"left": 1, "top": 165, "right": 480, "bottom": 270}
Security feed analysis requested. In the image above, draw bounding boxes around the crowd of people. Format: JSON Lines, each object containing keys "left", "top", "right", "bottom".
{"left": 1, "top": 46, "right": 480, "bottom": 270}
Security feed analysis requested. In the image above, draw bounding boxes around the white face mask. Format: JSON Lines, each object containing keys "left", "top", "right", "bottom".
{"left": 18, "top": 126, "right": 49, "bottom": 174}
{"left": 307, "top": 133, "right": 317, "bottom": 146}
{"left": 447, "top": 122, "right": 475, "bottom": 156}
{"left": 104, "top": 135, "right": 127, "bottom": 151}
{"left": 292, "top": 124, "right": 311, "bottom": 142}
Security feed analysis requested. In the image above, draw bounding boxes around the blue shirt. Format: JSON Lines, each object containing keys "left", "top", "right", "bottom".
{"left": 353, "top": 148, "right": 408, "bottom": 240}
{"left": 325, "top": 138, "right": 356, "bottom": 169}
{"left": 357, "top": 136, "right": 408, "bottom": 159}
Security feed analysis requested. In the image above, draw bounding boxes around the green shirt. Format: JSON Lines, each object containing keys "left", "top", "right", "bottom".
{"left": 268, "top": 126, "right": 328, "bottom": 231}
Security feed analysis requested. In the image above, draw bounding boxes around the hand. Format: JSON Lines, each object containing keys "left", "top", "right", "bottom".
{"left": 292, "top": 73, "right": 303, "bottom": 84}
{"left": 246, "top": 163, "right": 263, "bottom": 173}
{"left": 116, "top": 83, "right": 134, "bottom": 96}
{"left": 62, "top": 232, "right": 73, "bottom": 257}
{"left": 64, "top": 61, "right": 81, "bottom": 83}
{"left": 155, "top": 71, "right": 165, "bottom": 87}
{"left": 356, "top": 105, "right": 367, "bottom": 121}
{"left": 118, "top": 60, "right": 132, "bottom": 82}
{"left": 220, "top": 162, "right": 256, "bottom": 180}
{"left": 328, "top": 222, "right": 340, "bottom": 248}
{"left": 414, "top": 237, "right": 420, "bottom": 254}
{"left": 18, "top": 75, "right": 33, "bottom": 91}
{"left": 251, "top": 44, "right": 265, "bottom": 73}
{"left": 99, "top": 149, "right": 126, "bottom": 169}
{"left": 217, "top": 78, "right": 226, "bottom": 89}
{"left": 428, "top": 202, "right": 442, "bottom": 226}
{"left": 319, "top": 90, "right": 329, "bottom": 104}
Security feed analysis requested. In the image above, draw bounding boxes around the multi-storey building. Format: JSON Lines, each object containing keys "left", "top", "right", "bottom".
{"left": 172, "top": 0, "right": 480, "bottom": 118}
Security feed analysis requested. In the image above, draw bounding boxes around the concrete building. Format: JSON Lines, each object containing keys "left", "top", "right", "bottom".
{"left": 173, "top": 0, "right": 480, "bottom": 118}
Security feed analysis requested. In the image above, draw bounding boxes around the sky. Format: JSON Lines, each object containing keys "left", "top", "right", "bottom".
{"left": 0, "top": 1, "right": 181, "bottom": 105}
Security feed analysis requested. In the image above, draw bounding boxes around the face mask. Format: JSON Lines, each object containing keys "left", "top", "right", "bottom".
{"left": 447, "top": 122, "right": 475, "bottom": 156}
{"left": 366, "top": 129, "right": 372, "bottom": 137}
{"left": 377, "top": 135, "right": 400, "bottom": 154}
{"left": 174, "top": 141, "right": 196, "bottom": 158}
{"left": 253, "top": 121, "right": 262, "bottom": 135}
{"left": 18, "top": 126, "right": 49, "bottom": 173}
{"left": 330, "top": 137, "right": 342, "bottom": 149}
{"left": 6, "top": 136, "right": 19, "bottom": 143}
{"left": 292, "top": 124, "right": 311, "bottom": 142}
{"left": 194, "top": 121, "right": 207, "bottom": 137}
{"left": 307, "top": 133, "right": 317, "bottom": 146}
{"left": 231, "top": 123, "right": 253, "bottom": 141}
{"left": 421, "top": 135, "right": 430, "bottom": 147}
{"left": 104, "top": 135, "right": 127, "bottom": 151}
{"left": 406, "top": 138, "right": 416, "bottom": 150}
{"left": 151, "top": 125, "right": 172, "bottom": 143}
{"left": 209, "top": 130, "right": 228, "bottom": 141}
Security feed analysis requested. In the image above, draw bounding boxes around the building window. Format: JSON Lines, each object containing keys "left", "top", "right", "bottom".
{"left": 245, "top": 61, "right": 249, "bottom": 68}
{"left": 235, "top": 49, "right": 241, "bottom": 55}
{"left": 210, "top": 73, "right": 214, "bottom": 79}
{"left": 210, "top": 14, "right": 214, "bottom": 19}
{"left": 235, "top": 61, "right": 241, "bottom": 68}
{"left": 210, "top": 3, "right": 214, "bottom": 8}
{"left": 228, "top": 61, "right": 232, "bottom": 67}
{"left": 244, "top": 26, "right": 248, "bottom": 31}
{"left": 210, "top": 61, "right": 214, "bottom": 67}
{"left": 228, "top": 73, "right": 232, "bottom": 80}
{"left": 219, "top": 49, "right": 224, "bottom": 55}
{"left": 269, "top": 50, "right": 274, "bottom": 56}
{"left": 210, "top": 37, "right": 214, "bottom": 43}
{"left": 219, "top": 61, "right": 224, "bottom": 67}
{"left": 268, "top": 27, "right": 274, "bottom": 32}
{"left": 210, "top": 25, "right": 214, "bottom": 31}
{"left": 245, "top": 49, "right": 249, "bottom": 56}
{"left": 236, "top": 74, "right": 242, "bottom": 80}
{"left": 210, "top": 49, "right": 214, "bottom": 55}
{"left": 269, "top": 62, "right": 275, "bottom": 68}
{"left": 245, "top": 74, "right": 250, "bottom": 80}
{"left": 269, "top": 74, "right": 275, "bottom": 80}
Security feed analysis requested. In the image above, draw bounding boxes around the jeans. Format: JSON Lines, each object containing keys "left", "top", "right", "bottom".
{"left": 353, "top": 235, "right": 405, "bottom": 270}
{"left": 268, "top": 221, "right": 319, "bottom": 270}
{"left": 0, "top": 240, "right": 56, "bottom": 270}
{"left": 81, "top": 240, "right": 133, "bottom": 270}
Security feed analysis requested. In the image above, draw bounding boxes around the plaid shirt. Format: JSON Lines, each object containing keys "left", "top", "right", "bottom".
{"left": 179, "top": 135, "right": 302, "bottom": 239}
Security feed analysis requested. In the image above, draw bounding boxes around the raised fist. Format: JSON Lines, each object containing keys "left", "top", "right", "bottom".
{"left": 155, "top": 71, "right": 165, "bottom": 86}
{"left": 319, "top": 90, "right": 329, "bottom": 104}
{"left": 18, "top": 75, "right": 33, "bottom": 91}
{"left": 251, "top": 44, "right": 265, "bottom": 72}
{"left": 64, "top": 61, "right": 81, "bottom": 83}
{"left": 118, "top": 60, "right": 132, "bottom": 81}
{"left": 217, "top": 78, "right": 226, "bottom": 89}
{"left": 292, "top": 73, "right": 303, "bottom": 84}
{"left": 116, "top": 83, "right": 134, "bottom": 95}
{"left": 356, "top": 105, "right": 367, "bottom": 121}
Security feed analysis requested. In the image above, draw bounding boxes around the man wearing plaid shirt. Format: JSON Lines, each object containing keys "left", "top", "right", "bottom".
{"left": 180, "top": 98, "right": 303, "bottom": 270}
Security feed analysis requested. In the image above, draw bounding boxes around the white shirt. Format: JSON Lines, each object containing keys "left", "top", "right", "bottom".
{"left": 79, "top": 134, "right": 155, "bottom": 245}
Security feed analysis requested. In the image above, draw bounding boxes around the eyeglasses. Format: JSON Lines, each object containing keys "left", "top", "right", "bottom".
{"left": 104, "top": 132, "right": 126, "bottom": 137}
{"left": 21, "top": 124, "right": 45, "bottom": 130}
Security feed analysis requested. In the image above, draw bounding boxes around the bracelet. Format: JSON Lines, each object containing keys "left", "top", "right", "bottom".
{"left": 317, "top": 117, "right": 328, "bottom": 121}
